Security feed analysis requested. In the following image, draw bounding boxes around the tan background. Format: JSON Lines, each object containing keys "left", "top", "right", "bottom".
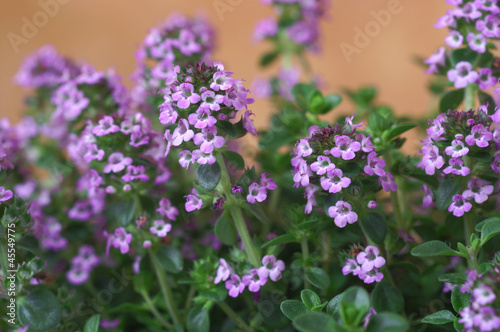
{"left": 1, "top": 0, "right": 449, "bottom": 130}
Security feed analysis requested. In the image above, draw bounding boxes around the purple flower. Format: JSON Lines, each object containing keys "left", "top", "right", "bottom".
{"left": 192, "top": 149, "right": 216, "bottom": 165}
{"left": 159, "top": 105, "right": 178, "bottom": 126}
{"left": 0, "top": 187, "right": 13, "bottom": 203}
{"left": 467, "top": 32, "right": 487, "bottom": 53}
{"left": 103, "top": 152, "right": 133, "bottom": 174}
{"left": 185, "top": 189, "right": 203, "bottom": 212}
{"left": 364, "top": 152, "right": 386, "bottom": 176}
{"left": 445, "top": 31, "right": 463, "bottom": 48}
{"left": 328, "top": 201, "right": 358, "bottom": 228}
{"left": 448, "top": 195, "right": 472, "bottom": 217}
{"left": 295, "top": 139, "right": 313, "bottom": 157}
{"left": 359, "top": 269, "right": 384, "bottom": 284}
{"left": 310, "top": 156, "right": 335, "bottom": 175}
{"left": 242, "top": 269, "right": 268, "bottom": 292}
{"left": 72, "top": 245, "right": 100, "bottom": 270}
{"left": 330, "top": 135, "right": 361, "bottom": 160}
{"left": 418, "top": 145, "right": 445, "bottom": 175}
{"left": 254, "top": 18, "right": 278, "bottom": 41}
{"left": 356, "top": 246, "right": 386, "bottom": 272}
{"left": 149, "top": 219, "right": 172, "bottom": 237}
{"left": 425, "top": 47, "right": 447, "bottom": 73}
{"left": 188, "top": 107, "right": 217, "bottom": 129}
{"left": 367, "top": 201, "right": 378, "bottom": 209}
{"left": 243, "top": 110, "right": 258, "bottom": 136}
{"left": 472, "top": 306, "right": 500, "bottom": 331}
{"left": 293, "top": 159, "right": 313, "bottom": 187}
{"left": 258, "top": 255, "right": 285, "bottom": 282}
{"left": 462, "top": 178, "right": 494, "bottom": 204}
{"left": 179, "top": 150, "right": 195, "bottom": 169}
{"left": 320, "top": 168, "right": 351, "bottom": 193}
{"left": 472, "top": 284, "right": 496, "bottom": 305}
{"left": 260, "top": 173, "right": 277, "bottom": 190}
{"left": 444, "top": 139, "right": 469, "bottom": 158}
{"left": 193, "top": 126, "right": 225, "bottom": 154}
{"left": 466, "top": 124, "right": 493, "bottom": 147}
{"left": 231, "top": 185, "right": 243, "bottom": 195}
{"left": 378, "top": 172, "right": 398, "bottom": 192}
{"left": 304, "top": 185, "right": 319, "bottom": 214}
{"left": 215, "top": 258, "right": 233, "bottom": 284}
{"left": 247, "top": 183, "right": 267, "bottom": 204}
{"left": 92, "top": 116, "right": 120, "bottom": 136}
{"left": 210, "top": 71, "right": 234, "bottom": 91}
{"left": 122, "top": 165, "right": 150, "bottom": 182}
{"left": 83, "top": 144, "right": 105, "bottom": 164}
{"left": 66, "top": 266, "right": 89, "bottom": 285}
{"left": 476, "top": 14, "right": 500, "bottom": 38}
{"left": 172, "top": 83, "right": 201, "bottom": 109}
{"left": 447, "top": 61, "right": 479, "bottom": 89}
{"left": 171, "top": 119, "right": 194, "bottom": 146}
{"left": 478, "top": 68, "right": 497, "bottom": 90}
{"left": 452, "top": 2, "right": 482, "bottom": 20}
{"left": 443, "top": 157, "right": 471, "bottom": 176}
{"left": 157, "top": 198, "right": 179, "bottom": 221}
{"left": 342, "top": 259, "right": 361, "bottom": 276}
{"left": 68, "top": 201, "right": 94, "bottom": 221}
{"left": 422, "top": 184, "right": 434, "bottom": 209}
{"left": 225, "top": 274, "right": 245, "bottom": 298}
{"left": 111, "top": 227, "right": 132, "bottom": 254}
{"left": 199, "top": 90, "right": 224, "bottom": 111}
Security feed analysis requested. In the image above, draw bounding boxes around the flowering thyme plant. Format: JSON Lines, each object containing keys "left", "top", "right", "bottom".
{"left": 1, "top": 2, "right": 500, "bottom": 332}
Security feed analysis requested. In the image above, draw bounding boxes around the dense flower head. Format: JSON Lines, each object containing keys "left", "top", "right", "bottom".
{"left": 418, "top": 108, "right": 499, "bottom": 216}
{"left": 291, "top": 119, "right": 396, "bottom": 225}
{"left": 426, "top": 0, "right": 500, "bottom": 92}
{"left": 14, "top": 45, "right": 81, "bottom": 89}
{"left": 342, "top": 245, "right": 385, "bottom": 284}
{"left": 132, "top": 13, "right": 216, "bottom": 110}
{"left": 457, "top": 263, "right": 500, "bottom": 332}
{"left": 159, "top": 62, "right": 255, "bottom": 167}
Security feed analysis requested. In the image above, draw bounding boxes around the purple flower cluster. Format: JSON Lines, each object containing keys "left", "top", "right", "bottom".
{"left": 132, "top": 13, "right": 215, "bottom": 110}
{"left": 418, "top": 109, "right": 499, "bottom": 216}
{"left": 66, "top": 245, "right": 100, "bottom": 285}
{"left": 14, "top": 45, "right": 81, "bottom": 89}
{"left": 246, "top": 173, "right": 277, "bottom": 204}
{"left": 291, "top": 118, "right": 396, "bottom": 227}
{"left": 425, "top": 0, "right": 500, "bottom": 91}
{"left": 255, "top": 0, "right": 330, "bottom": 50}
{"left": 215, "top": 255, "right": 285, "bottom": 298}
{"left": 160, "top": 62, "right": 256, "bottom": 166}
{"left": 342, "top": 246, "right": 386, "bottom": 284}
{"left": 458, "top": 265, "right": 500, "bottom": 332}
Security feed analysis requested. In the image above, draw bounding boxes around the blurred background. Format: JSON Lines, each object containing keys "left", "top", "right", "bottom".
{"left": 1, "top": 0, "right": 449, "bottom": 131}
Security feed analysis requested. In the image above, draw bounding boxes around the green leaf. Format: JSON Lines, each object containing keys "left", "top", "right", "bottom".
{"left": 261, "top": 233, "right": 297, "bottom": 248}
{"left": 476, "top": 50, "right": 494, "bottom": 68}
{"left": 281, "top": 300, "right": 309, "bottom": 321}
{"left": 372, "top": 281, "right": 405, "bottom": 314}
{"left": 133, "top": 272, "right": 153, "bottom": 294}
{"left": 359, "top": 212, "right": 387, "bottom": 245}
{"left": 366, "top": 313, "right": 409, "bottom": 332}
{"left": 187, "top": 305, "right": 210, "bottom": 332}
{"left": 411, "top": 241, "right": 462, "bottom": 257}
{"left": 199, "top": 286, "right": 227, "bottom": 302}
{"left": 450, "top": 48, "right": 478, "bottom": 67}
{"left": 368, "top": 113, "right": 388, "bottom": 133}
{"left": 451, "top": 286, "right": 472, "bottom": 313}
{"left": 439, "top": 89, "right": 464, "bottom": 113}
{"left": 326, "top": 293, "right": 344, "bottom": 317}
{"left": 216, "top": 120, "right": 247, "bottom": 139}
{"left": 214, "top": 210, "right": 238, "bottom": 246}
{"left": 301, "top": 289, "right": 321, "bottom": 310}
{"left": 292, "top": 83, "right": 319, "bottom": 110}
{"left": 385, "top": 123, "right": 416, "bottom": 140}
{"left": 435, "top": 179, "right": 462, "bottom": 211}
{"left": 475, "top": 217, "right": 500, "bottom": 232}
{"left": 258, "top": 128, "right": 292, "bottom": 151}
{"left": 293, "top": 312, "right": 339, "bottom": 332}
{"left": 196, "top": 162, "right": 221, "bottom": 192}
{"left": 260, "top": 51, "right": 279, "bottom": 67}
{"left": 421, "top": 310, "right": 456, "bottom": 325}
{"left": 222, "top": 150, "right": 245, "bottom": 171}
{"left": 478, "top": 90, "right": 495, "bottom": 114}
{"left": 107, "top": 198, "right": 136, "bottom": 226}
{"left": 339, "top": 286, "right": 370, "bottom": 327}
{"left": 305, "top": 267, "right": 331, "bottom": 290}
{"left": 18, "top": 290, "right": 62, "bottom": 331}
{"left": 83, "top": 314, "right": 101, "bottom": 332}
{"left": 156, "top": 246, "right": 183, "bottom": 274}
{"left": 438, "top": 272, "right": 468, "bottom": 285}
{"left": 322, "top": 94, "right": 342, "bottom": 113}
{"left": 480, "top": 217, "right": 500, "bottom": 247}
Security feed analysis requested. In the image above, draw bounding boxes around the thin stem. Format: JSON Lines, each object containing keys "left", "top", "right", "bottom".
{"left": 141, "top": 291, "right": 172, "bottom": 329}
{"left": 183, "top": 285, "right": 197, "bottom": 321}
{"left": 300, "top": 237, "right": 310, "bottom": 289}
{"left": 217, "top": 155, "right": 261, "bottom": 268}
{"left": 217, "top": 302, "right": 253, "bottom": 332}
{"left": 149, "top": 249, "right": 182, "bottom": 326}
{"left": 384, "top": 152, "right": 405, "bottom": 230}
{"left": 463, "top": 213, "right": 479, "bottom": 271}
{"left": 464, "top": 83, "right": 477, "bottom": 110}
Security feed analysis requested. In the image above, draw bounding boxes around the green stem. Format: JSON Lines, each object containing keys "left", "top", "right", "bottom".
{"left": 217, "top": 302, "right": 253, "bottom": 332}
{"left": 301, "top": 237, "right": 310, "bottom": 289}
{"left": 465, "top": 84, "right": 476, "bottom": 110}
{"left": 141, "top": 291, "right": 172, "bottom": 329}
{"left": 384, "top": 152, "right": 405, "bottom": 230}
{"left": 217, "top": 155, "right": 261, "bottom": 268}
{"left": 184, "top": 285, "right": 196, "bottom": 321}
{"left": 463, "top": 213, "right": 479, "bottom": 271}
{"left": 149, "top": 249, "right": 182, "bottom": 326}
